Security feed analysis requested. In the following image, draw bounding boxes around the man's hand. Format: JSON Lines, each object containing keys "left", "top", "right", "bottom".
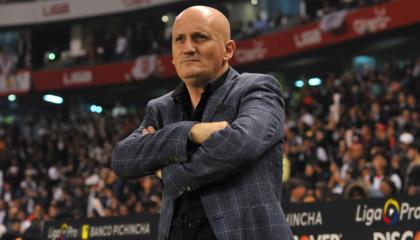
{"left": 142, "top": 126, "right": 162, "bottom": 179}
{"left": 189, "top": 121, "right": 229, "bottom": 145}
{"left": 142, "top": 126, "right": 156, "bottom": 135}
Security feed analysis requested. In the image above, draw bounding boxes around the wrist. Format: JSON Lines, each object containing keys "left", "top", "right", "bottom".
{"left": 189, "top": 122, "right": 199, "bottom": 142}
{"left": 188, "top": 129, "right": 193, "bottom": 141}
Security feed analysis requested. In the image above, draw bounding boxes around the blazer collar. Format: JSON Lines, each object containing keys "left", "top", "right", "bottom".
{"left": 202, "top": 67, "right": 239, "bottom": 122}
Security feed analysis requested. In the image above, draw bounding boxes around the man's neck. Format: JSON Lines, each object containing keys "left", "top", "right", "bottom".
{"left": 185, "top": 65, "right": 229, "bottom": 109}
{"left": 186, "top": 86, "right": 205, "bottom": 110}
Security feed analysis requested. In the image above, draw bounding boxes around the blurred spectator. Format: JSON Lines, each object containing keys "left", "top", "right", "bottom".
{"left": 288, "top": 179, "right": 308, "bottom": 203}
{"left": 344, "top": 181, "right": 369, "bottom": 200}
{"left": 405, "top": 142, "right": 420, "bottom": 194}
{"left": 115, "top": 32, "right": 128, "bottom": 60}
{"left": 252, "top": 14, "right": 269, "bottom": 35}
{"left": 379, "top": 178, "right": 397, "bottom": 198}
{"left": 301, "top": 192, "right": 318, "bottom": 203}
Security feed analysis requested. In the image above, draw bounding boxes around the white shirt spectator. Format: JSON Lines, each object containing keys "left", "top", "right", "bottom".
{"left": 48, "top": 166, "right": 60, "bottom": 181}
{"left": 115, "top": 35, "right": 127, "bottom": 55}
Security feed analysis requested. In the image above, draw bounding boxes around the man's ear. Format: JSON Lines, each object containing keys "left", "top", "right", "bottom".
{"left": 224, "top": 40, "right": 236, "bottom": 61}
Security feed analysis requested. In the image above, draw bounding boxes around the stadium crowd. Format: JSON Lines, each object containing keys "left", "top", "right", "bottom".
{"left": 283, "top": 57, "right": 420, "bottom": 203}
{"left": 1, "top": 56, "right": 420, "bottom": 238}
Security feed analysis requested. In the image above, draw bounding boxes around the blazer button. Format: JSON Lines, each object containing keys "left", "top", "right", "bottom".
{"left": 185, "top": 186, "right": 191, "bottom": 192}
{"left": 178, "top": 190, "right": 184, "bottom": 196}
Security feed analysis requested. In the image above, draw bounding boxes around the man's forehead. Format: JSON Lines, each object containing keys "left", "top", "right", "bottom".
{"left": 172, "top": 23, "right": 212, "bottom": 35}
{"left": 172, "top": 6, "right": 230, "bottom": 40}
{"left": 173, "top": 12, "right": 213, "bottom": 31}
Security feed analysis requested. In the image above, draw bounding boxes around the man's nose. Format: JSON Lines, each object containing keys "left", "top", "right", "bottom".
{"left": 182, "top": 38, "right": 196, "bottom": 54}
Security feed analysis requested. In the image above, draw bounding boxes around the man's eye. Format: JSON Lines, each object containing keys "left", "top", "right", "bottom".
{"left": 194, "top": 35, "right": 207, "bottom": 40}
{"left": 175, "top": 36, "right": 183, "bottom": 42}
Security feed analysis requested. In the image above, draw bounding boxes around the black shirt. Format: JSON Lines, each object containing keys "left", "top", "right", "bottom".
{"left": 168, "top": 69, "right": 229, "bottom": 240}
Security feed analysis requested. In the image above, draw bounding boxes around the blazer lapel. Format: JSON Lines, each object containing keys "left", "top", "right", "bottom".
{"left": 170, "top": 82, "right": 188, "bottom": 122}
{"left": 202, "top": 68, "right": 239, "bottom": 122}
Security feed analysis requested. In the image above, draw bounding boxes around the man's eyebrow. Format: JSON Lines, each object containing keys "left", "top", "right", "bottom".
{"left": 193, "top": 30, "right": 209, "bottom": 34}
{"left": 173, "top": 30, "right": 209, "bottom": 37}
{"left": 172, "top": 33, "right": 184, "bottom": 40}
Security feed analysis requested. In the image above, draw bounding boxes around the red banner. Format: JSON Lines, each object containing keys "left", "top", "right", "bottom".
{"left": 32, "top": 55, "right": 175, "bottom": 91}
{"left": 32, "top": 0, "right": 420, "bottom": 91}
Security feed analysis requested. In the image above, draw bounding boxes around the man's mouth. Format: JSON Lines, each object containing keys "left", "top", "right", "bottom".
{"left": 182, "top": 59, "right": 199, "bottom": 63}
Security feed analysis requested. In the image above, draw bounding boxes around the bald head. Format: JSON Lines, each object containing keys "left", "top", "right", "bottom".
{"left": 171, "top": 5, "right": 236, "bottom": 87}
{"left": 174, "top": 6, "right": 231, "bottom": 41}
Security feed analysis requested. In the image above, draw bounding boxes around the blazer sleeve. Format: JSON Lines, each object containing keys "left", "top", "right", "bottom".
{"left": 163, "top": 75, "right": 285, "bottom": 199}
{"left": 111, "top": 100, "right": 196, "bottom": 179}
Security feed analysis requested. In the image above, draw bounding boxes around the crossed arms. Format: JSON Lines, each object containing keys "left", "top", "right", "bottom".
{"left": 112, "top": 75, "right": 284, "bottom": 199}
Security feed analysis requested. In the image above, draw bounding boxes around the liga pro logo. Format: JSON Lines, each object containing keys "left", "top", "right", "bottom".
{"left": 383, "top": 198, "right": 400, "bottom": 225}
{"left": 60, "top": 223, "right": 69, "bottom": 239}
{"left": 356, "top": 198, "right": 420, "bottom": 226}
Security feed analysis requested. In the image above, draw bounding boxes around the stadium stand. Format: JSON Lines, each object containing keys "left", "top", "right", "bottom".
{"left": 2, "top": 56, "right": 420, "bottom": 237}
{"left": 0, "top": 0, "right": 418, "bottom": 238}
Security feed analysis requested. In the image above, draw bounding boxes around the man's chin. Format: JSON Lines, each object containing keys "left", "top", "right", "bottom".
{"left": 180, "top": 72, "right": 210, "bottom": 87}
{"left": 180, "top": 70, "right": 201, "bottom": 80}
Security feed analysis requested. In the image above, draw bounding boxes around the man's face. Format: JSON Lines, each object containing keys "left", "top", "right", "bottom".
{"left": 172, "top": 13, "right": 227, "bottom": 86}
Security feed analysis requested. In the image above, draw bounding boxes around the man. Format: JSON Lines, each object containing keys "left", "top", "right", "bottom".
{"left": 112, "top": 6, "right": 293, "bottom": 240}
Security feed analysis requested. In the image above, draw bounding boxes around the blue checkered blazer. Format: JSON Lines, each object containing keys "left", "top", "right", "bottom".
{"left": 112, "top": 68, "right": 294, "bottom": 240}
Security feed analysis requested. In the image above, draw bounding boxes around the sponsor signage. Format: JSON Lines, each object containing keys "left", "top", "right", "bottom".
{"left": 352, "top": 7, "right": 391, "bottom": 35}
{"left": 373, "top": 230, "right": 420, "bottom": 240}
{"left": 234, "top": 40, "right": 268, "bottom": 64}
{"left": 354, "top": 198, "right": 420, "bottom": 227}
{"left": 43, "top": 214, "right": 159, "bottom": 240}
{"left": 121, "top": 0, "right": 152, "bottom": 8}
{"left": 286, "top": 211, "right": 323, "bottom": 227}
{"left": 32, "top": 55, "right": 168, "bottom": 91}
{"left": 293, "top": 28, "right": 322, "bottom": 49}
{"left": 42, "top": 2, "right": 70, "bottom": 18}
{"left": 41, "top": 197, "right": 420, "bottom": 239}
{"left": 284, "top": 196, "right": 420, "bottom": 240}
{"left": 293, "top": 233, "right": 343, "bottom": 240}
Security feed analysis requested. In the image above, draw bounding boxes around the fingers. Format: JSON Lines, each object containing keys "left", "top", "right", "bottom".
{"left": 155, "top": 169, "right": 162, "bottom": 179}
{"left": 220, "top": 121, "right": 229, "bottom": 128}
{"left": 142, "top": 126, "right": 156, "bottom": 136}
{"left": 147, "top": 126, "right": 156, "bottom": 133}
{"left": 211, "top": 121, "right": 229, "bottom": 130}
